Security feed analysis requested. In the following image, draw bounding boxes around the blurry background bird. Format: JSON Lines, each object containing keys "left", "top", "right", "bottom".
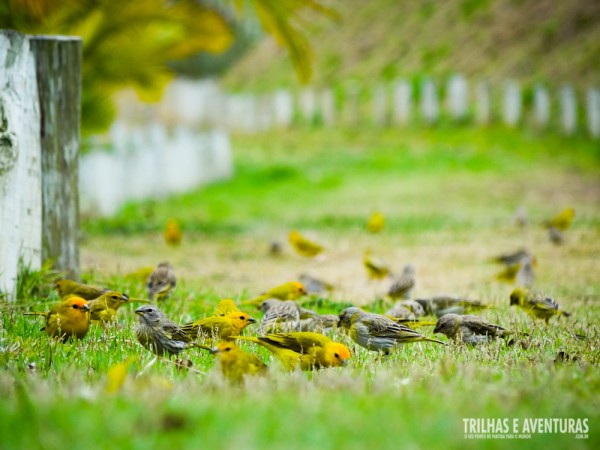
{"left": 385, "top": 300, "right": 425, "bottom": 319}
{"left": 366, "top": 211, "right": 385, "bottom": 233}
{"left": 387, "top": 264, "right": 416, "bottom": 299}
{"left": 415, "top": 295, "right": 489, "bottom": 317}
{"left": 146, "top": 262, "right": 177, "bottom": 301}
{"left": 258, "top": 299, "right": 300, "bottom": 333}
{"left": 288, "top": 230, "right": 324, "bottom": 258}
{"left": 363, "top": 250, "right": 391, "bottom": 280}
{"left": 210, "top": 342, "right": 267, "bottom": 384}
{"left": 543, "top": 207, "right": 574, "bottom": 245}
{"left": 164, "top": 219, "right": 183, "bottom": 246}
{"left": 512, "top": 205, "right": 529, "bottom": 229}
{"left": 299, "top": 273, "right": 334, "bottom": 295}
{"left": 25, "top": 297, "right": 91, "bottom": 342}
{"left": 242, "top": 281, "right": 307, "bottom": 307}
{"left": 509, "top": 287, "right": 571, "bottom": 324}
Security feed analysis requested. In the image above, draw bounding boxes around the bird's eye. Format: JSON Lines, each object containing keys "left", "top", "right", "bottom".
{"left": 72, "top": 305, "right": 78, "bottom": 309}
{"left": 240, "top": 316, "right": 245, "bottom": 320}
{"left": 225, "top": 347, "right": 231, "bottom": 352}
{"left": 111, "top": 295, "right": 118, "bottom": 300}
{"left": 334, "top": 353, "right": 340, "bottom": 359}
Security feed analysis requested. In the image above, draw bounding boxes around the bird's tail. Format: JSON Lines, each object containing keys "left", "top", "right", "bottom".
{"left": 23, "top": 312, "right": 46, "bottom": 316}
{"left": 423, "top": 337, "right": 446, "bottom": 345}
{"left": 560, "top": 310, "right": 572, "bottom": 318}
{"left": 189, "top": 342, "right": 214, "bottom": 352}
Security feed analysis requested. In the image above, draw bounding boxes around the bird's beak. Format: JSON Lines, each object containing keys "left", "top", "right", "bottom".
{"left": 248, "top": 317, "right": 257, "bottom": 323}
{"left": 433, "top": 325, "right": 440, "bottom": 334}
{"left": 209, "top": 347, "right": 219, "bottom": 354}
{"left": 82, "top": 304, "right": 91, "bottom": 312}
{"left": 341, "top": 359, "right": 348, "bottom": 367}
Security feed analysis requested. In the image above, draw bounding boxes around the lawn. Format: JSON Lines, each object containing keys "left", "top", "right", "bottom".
{"left": 1, "top": 125, "right": 599, "bottom": 449}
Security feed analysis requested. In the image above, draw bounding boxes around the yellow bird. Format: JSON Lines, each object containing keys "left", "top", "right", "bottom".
{"left": 509, "top": 287, "right": 571, "bottom": 324}
{"left": 210, "top": 342, "right": 267, "bottom": 384}
{"left": 363, "top": 250, "right": 391, "bottom": 280}
{"left": 242, "top": 281, "right": 307, "bottom": 308}
{"left": 88, "top": 291, "right": 150, "bottom": 325}
{"left": 366, "top": 211, "right": 385, "bottom": 233}
{"left": 55, "top": 279, "right": 108, "bottom": 300}
{"left": 164, "top": 219, "right": 182, "bottom": 246}
{"left": 181, "top": 311, "right": 256, "bottom": 342}
{"left": 543, "top": 207, "right": 575, "bottom": 232}
{"left": 288, "top": 230, "right": 324, "bottom": 258}
{"left": 25, "top": 297, "right": 91, "bottom": 342}
{"left": 236, "top": 332, "right": 350, "bottom": 371}
{"left": 213, "top": 299, "right": 240, "bottom": 316}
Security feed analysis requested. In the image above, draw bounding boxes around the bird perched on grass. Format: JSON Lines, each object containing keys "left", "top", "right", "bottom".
{"left": 146, "top": 262, "right": 176, "bottom": 301}
{"left": 337, "top": 307, "right": 444, "bottom": 354}
{"left": 210, "top": 342, "right": 267, "bottom": 384}
{"left": 181, "top": 311, "right": 256, "bottom": 342}
{"left": 366, "top": 211, "right": 385, "bottom": 233}
{"left": 25, "top": 296, "right": 91, "bottom": 342}
{"left": 299, "top": 273, "right": 334, "bottom": 295}
{"left": 242, "top": 281, "right": 307, "bottom": 308}
{"left": 385, "top": 300, "right": 425, "bottom": 320}
{"left": 259, "top": 299, "right": 300, "bottom": 333}
{"left": 387, "top": 265, "right": 416, "bottom": 299}
{"left": 213, "top": 299, "right": 240, "bottom": 316}
{"left": 88, "top": 291, "right": 150, "bottom": 325}
{"left": 164, "top": 219, "right": 182, "bottom": 246}
{"left": 494, "top": 251, "right": 536, "bottom": 287}
{"left": 363, "top": 250, "right": 391, "bottom": 280}
{"left": 288, "top": 230, "right": 324, "bottom": 258}
{"left": 55, "top": 279, "right": 108, "bottom": 300}
{"left": 509, "top": 287, "right": 571, "bottom": 324}
{"left": 543, "top": 207, "right": 574, "bottom": 245}
{"left": 134, "top": 305, "right": 211, "bottom": 357}
{"left": 415, "top": 296, "right": 489, "bottom": 317}
{"left": 433, "top": 313, "right": 519, "bottom": 344}
{"left": 236, "top": 332, "right": 350, "bottom": 371}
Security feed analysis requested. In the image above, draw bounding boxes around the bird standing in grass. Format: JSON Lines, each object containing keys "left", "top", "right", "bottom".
{"left": 385, "top": 300, "right": 425, "bottom": 320}
{"left": 181, "top": 311, "right": 256, "bottom": 342}
{"left": 493, "top": 251, "right": 536, "bottom": 287}
{"left": 433, "top": 313, "right": 519, "bottom": 344}
{"left": 146, "top": 262, "right": 176, "bottom": 301}
{"left": 387, "top": 264, "right": 416, "bottom": 299}
{"left": 242, "top": 281, "right": 307, "bottom": 307}
{"left": 25, "top": 297, "right": 91, "bottom": 342}
{"left": 299, "top": 273, "right": 334, "bottom": 294}
{"left": 366, "top": 211, "right": 385, "bottom": 233}
{"left": 213, "top": 299, "right": 240, "bottom": 316}
{"left": 543, "top": 207, "right": 574, "bottom": 245}
{"left": 134, "top": 305, "right": 211, "bottom": 357}
{"left": 337, "top": 307, "right": 444, "bottom": 354}
{"left": 88, "top": 291, "right": 150, "bottom": 325}
{"left": 236, "top": 332, "right": 350, "bottom": 371}
{"left": 363, "top": 250, "right": 391, "bottom": 280}
{"left": 288, "top": 230, "right": 324, "bottom": 258}
{"left": 509, "top": 287, "right": 571, "bottom": 324}
{"left": 211, "top": 342, "right": 267, "bottom": 384}
{"left": 55, "top": 279, "right": 108, "bottom": 300}
{"left": 164, "top": 219, "right": 182, "bottom": 246}
{"left": 415, "top": 296, "right": 489, "bottom": 317}
{"left": 259, "top": 299, "right": 301, "bottom": 333}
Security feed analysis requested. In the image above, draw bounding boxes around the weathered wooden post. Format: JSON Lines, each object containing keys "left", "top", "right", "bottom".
{"left": 372, "top": 84, "right": 388, "bottom": 126}
{"left": 0, "top": 30, "right": 81, "bottom": 297}
{"left": 420, "top": 78, "right": 438, "bottom": 124}
{"left": 446, "top": 74, "right": 468, "bottom": 121}
{"left": 0, "top": 31, "right": 42, "bottom": 297}
{"left": 30, "top": 35, "right": 82, "bottom": 281}
{"left": 586, "top": 88, "right": 600, "bottom": 139}
{"left": 560, "top": 84, "right": 577, "bottom": 135}
{"left": 533, "top": 84, "right": 550, "bottom": 128}
{"left": 320, "top": 89, "right": 335, "bottom": 127}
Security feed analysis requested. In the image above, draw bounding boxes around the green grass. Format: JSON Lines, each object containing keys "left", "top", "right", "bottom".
{"left": 2, "top": 125, "right": 600, "bottom": 448}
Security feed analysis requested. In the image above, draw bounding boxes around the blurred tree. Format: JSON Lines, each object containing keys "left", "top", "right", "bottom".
{"left": 0, "top": 0, "right": 334, "bottom": 135}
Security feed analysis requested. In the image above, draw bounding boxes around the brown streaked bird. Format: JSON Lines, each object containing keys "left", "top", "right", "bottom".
{"left": 25, "top": 297, "right": 91, "bottom": 342}
{"left": 363, "top": 250, "right": 391, "bottom": 280}
{"left": 387, "top": 264, "right": 416, "bottom": 299}
{"left": 146, "top": 262, "right": 176, "bottom": 301}
{"left": 433, "top": 313, "right": 520, "bottom": 344}
{"left": 259, "top": 299, "right": 301, "bottom": 334}
{"left": 509, "top": 287, "right": 571, "bottom": 324}
{"left": 299, "top": 273, "right": 334, "bottom": 294}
